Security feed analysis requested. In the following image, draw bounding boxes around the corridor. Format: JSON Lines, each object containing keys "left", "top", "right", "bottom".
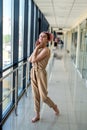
{"left": 3, "top": 49, "right": 87, "bottom": 130}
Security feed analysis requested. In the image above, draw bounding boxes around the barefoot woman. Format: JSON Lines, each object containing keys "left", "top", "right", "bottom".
{"left": 28, "top": 31, "right": 59, "bottom": 123}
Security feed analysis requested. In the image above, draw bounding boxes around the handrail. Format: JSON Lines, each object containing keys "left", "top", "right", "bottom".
{"left": 0, "top": 88, "right": 15, "bottom": 105}
{"left": 0, "top": 61, "right": 29, "bottom": 117}
{"left": 0, "top": 61, "right": 27, "bottom": 82}
{"left": 0, "top": 52, "right": 54, "bottom": 122}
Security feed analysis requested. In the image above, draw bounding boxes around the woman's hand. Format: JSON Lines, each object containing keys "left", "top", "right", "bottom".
{"left": 27, "top": 56, "right": 32, "bottom": 62}
{"left": 35, "top": 39, "right": 40, "bottom": 46}
{"left": 35, "top": 43, "right": 42, "bottom": 49}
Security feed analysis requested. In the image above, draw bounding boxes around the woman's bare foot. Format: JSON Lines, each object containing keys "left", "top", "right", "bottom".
{"left": 53, "top": 105, "right": 60, "bottom": 115}
{"left": 32, "top": 116, "right": 40, "bottom": 123}
{"left": 32, "top": 112, "right": 40, "bottom": 123}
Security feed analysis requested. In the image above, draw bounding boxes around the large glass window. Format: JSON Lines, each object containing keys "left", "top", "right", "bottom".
{"left": 27, "top": 0, "right": 32, "bottom": 81}
{"left": 27, "top": 0, "right": 31, "bottom": 57}
{"left": 18, "top": 62, "right": 23, "bottom": 96}
{"left": 3, "top": 68, "right": 13, "bottom": 116}
{"left": 79, "top": 20, "right": 87, "bottom": 76}
{"left": 71, "top": 31, "right": 77, "bottom": 64}
{"left": 80, "top": 30, "right": 87, "bottom": 52}
{"left": 33, "top": 5, "right": 37, "bottom": 48}
{"left": 18, "top": 0, "right": 25, "bottom": 61}
{"left": 3, "top": 0, "right": 13, "bottom": 69}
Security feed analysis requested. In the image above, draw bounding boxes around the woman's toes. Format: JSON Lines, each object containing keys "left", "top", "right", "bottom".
{"left": 32, "top": 116, "right": 40, "bottom": 123}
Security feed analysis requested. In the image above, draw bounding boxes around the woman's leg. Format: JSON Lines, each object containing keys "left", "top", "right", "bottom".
{"left": 37, "top": 70, "right": 59, "bottom": 115}
{"left": 31, "top": 69, "right": 40, "bottom": 122}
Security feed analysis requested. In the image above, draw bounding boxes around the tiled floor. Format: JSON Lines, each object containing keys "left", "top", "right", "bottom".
{"left": 2, "top": 49, "right": 87, "bottom": 130}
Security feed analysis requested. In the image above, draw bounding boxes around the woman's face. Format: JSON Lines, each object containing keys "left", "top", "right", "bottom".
{"left": 38, "top": 32, "right": 48, "bottom": 44}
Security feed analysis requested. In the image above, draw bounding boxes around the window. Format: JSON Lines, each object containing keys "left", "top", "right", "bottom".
{"left": 3, "top": 0, "right": 13, "bottom": 69}
{"left": 18, "top": 62, "right": 23, "bottom": 95}
{"left": 27, "top": 0, "right": 31, "bottom": 57}
{"left": 3, "top": 68, "right": 13, "bottom": 116}
{"left": 18, "top": 0, "right": 25, "bottom": 61}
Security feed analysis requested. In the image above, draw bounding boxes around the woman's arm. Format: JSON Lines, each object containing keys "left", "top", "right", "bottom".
{"left": 28, "top": 43, "right": 50, "bottom": 63}
{"left": 28, "top": 54, "right": 32, "bottom": 62}
{"left": 28, "top": 40, "right": 40, "bottom": 63}
{"left": 31, "top": 47, "right": 49, "bottom": 63}
{"left": 28, "top": 45, "right": 39, "bottom": 63}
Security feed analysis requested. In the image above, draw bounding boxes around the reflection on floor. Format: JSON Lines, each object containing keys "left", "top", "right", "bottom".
{"left": 2, "top": 49, "right": 87, "bottom": 130}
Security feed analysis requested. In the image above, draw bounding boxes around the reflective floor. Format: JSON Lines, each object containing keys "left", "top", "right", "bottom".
{"left": 2, "top": 49, "right": 87, "bottom": 130}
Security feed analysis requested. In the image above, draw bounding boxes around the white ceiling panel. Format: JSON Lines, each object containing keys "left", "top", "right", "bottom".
{"left": 33, "top": 0, "right": 87, "bottom": 31}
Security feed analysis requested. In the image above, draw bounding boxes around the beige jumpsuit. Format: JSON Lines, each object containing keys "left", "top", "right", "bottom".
{"left": 31, "top": 48, "right": 56, "bottom": 113}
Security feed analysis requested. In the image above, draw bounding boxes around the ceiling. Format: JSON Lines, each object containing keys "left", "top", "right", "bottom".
{"left": 33, "top": 0, "right": 87, "bottom": 32}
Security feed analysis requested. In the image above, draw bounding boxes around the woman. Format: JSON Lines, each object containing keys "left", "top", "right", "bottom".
{"left": 28, "top": 31, "right": 59, "bottom": 123}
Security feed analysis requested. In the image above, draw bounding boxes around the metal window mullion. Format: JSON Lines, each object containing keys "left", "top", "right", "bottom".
{"left": 0, "top": 0, "right": 3, "bottom": 125}
{"left": 35, "top": 6, "right": 38, "bottom": 41}
{"left": 23, "top": 0, "right": 28, "bottom": 90}
{"left": 29, "top": 0, "right": 34, "bottom": 57}
{"left": 13, "top": 0, "right": 19, "bottom": 104}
